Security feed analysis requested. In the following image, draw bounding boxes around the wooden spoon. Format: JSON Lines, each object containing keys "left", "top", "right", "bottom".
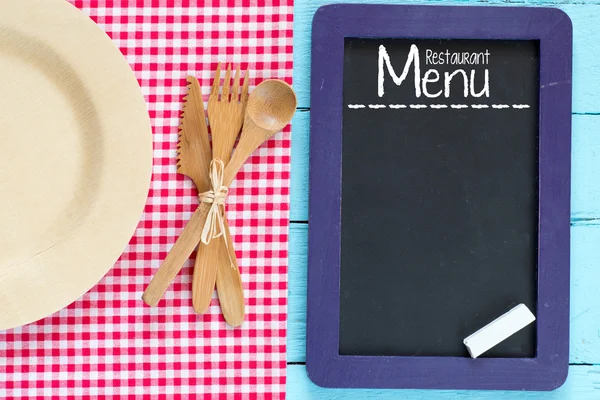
{"left": 222, "top": 80, "right": 297, "bottom": 186}
{"left": 142, "top": 79, "right": 297, "bottom": 308}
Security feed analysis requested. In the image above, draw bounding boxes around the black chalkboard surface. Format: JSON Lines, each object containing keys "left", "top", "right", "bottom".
{"left": 339, "top": 39, "right": 539, "bottom": 358}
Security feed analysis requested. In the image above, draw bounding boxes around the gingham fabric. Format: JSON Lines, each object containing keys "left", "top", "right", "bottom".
{"left": 0, "top": 1, "right": 293, "bottom": 398}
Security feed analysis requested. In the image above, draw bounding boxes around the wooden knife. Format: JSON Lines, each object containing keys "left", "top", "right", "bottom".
{"left": 142, "top": 76, "right": 211, "bottom": 307}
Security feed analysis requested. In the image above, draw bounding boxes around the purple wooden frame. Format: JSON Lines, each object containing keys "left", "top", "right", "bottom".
{"left": 307, "top": 4, "right": 572, "bottom": 391}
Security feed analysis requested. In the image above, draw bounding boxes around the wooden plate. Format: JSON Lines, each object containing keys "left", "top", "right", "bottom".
{"left": 0, "top": 0, "right": 152, "bottom": 329}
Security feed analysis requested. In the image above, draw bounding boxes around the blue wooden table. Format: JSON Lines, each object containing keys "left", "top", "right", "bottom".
{"left": 286, "top": 0, "right": 600, "bottom": 398}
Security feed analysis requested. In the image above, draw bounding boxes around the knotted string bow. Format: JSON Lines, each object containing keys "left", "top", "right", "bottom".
{"left": 199, "top": 158, "right": 229, "bottom": 245}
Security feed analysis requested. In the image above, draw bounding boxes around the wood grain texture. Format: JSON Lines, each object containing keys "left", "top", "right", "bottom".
{"left": 291, "top": 113, "right": 600, "bottom": 222}
{"left": 214, "top": 67, "right": 249, "bottom": 327}
{"left": 0, "top": 0, "right": 152, "bottom": 330}
{"left": 290, "top": 111, "right": 309, "bottom": 221}
{"left": 143, "top": 79, "right": 296, "bottom": 310}
{"left": 142, "top": 205, "right": 209, "bottom": 307}
{"left": 225, "top": 80, "right": 297, "bottom": 186}
{"left": 289, "top": 0, "right": 599, "bottom": 396}
{"left": 293, "top": 0, "right": 600, "bottom": 115}
{"left": 286, "top": 364, "right": 600, "bottom": 399}
{"left": 571, "top": 115, "right": 600, "bottom": 221}
{"left": 216, "top": 221, "right": 245, "bottom": 326}
{"left": 192, "top": 64, "right": 245, "bottom": 316}
{"left": 291, "top": 0, "right": 600, "bottom": 222}
{"left": 177, "top": 76, "right": 211, "bottom": 190}
{"left": 288, "top": 223, "right": 600, "bottom": 364}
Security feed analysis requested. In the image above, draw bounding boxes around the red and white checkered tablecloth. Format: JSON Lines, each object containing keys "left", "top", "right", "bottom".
{"left": 0, "top": 1, "right": 293, "bottom": 398}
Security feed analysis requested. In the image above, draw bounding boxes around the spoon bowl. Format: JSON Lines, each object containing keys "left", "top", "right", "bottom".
{"left": 224, "top": 79, "right": 298, "bottom": 186}
{"left": 247, "top": 80, "right": 297, "bottom": 131}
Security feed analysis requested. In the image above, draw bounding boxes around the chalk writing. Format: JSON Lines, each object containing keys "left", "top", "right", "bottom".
{"left": 378, "top": 44, "right": 489, "bottom": 99}
{"left": 425, "top": 49, "right": 490, "bottom": 65}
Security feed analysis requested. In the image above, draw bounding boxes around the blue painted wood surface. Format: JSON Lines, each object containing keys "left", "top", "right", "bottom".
{"left": 288, "top": 0, "right": 600, "bottom": 397}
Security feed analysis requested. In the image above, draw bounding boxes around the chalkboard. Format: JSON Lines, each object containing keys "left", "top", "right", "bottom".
{"left": 339, "top": 38, "right": 539, "bottom": 358}
{"left": 307, "top": 4, "right": 572, "bottom": 390}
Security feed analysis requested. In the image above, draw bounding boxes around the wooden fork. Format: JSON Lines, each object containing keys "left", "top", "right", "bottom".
{"left": 192, "top": 63, "right": 247, "bottom": 323}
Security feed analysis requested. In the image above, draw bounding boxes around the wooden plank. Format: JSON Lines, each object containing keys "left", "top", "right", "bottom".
{"left": 286, "top": 364, "right": 600, "bottom": 399}
{"left": 293, "top": 1, "right": 600, "bottom": 114}
{"left": 570, "top": 224, "right": 600, "bottom": 363}
{"left": 291, "top": 113, "right": 600, "bottom": 222}
{"left": 288, "top": 224, "right": 307, "bottom": 361}
{"left": 572, "top": 115, "right": 600, "bottom": 222}
{"left": 290, "top": 111, "right": 309, "bottom": 222}
{"left": 288, "top": 223, "right": 600, "bottom": 364}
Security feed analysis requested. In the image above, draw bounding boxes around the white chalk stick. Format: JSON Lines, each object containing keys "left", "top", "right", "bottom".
{"left": 463, "top": 304, "right": 536, "bottom": 358}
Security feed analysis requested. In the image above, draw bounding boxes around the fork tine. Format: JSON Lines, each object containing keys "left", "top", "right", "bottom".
{"left": 222, "top": 64, "right": 232, "bottom": 101}
{"left": 232, "top": 65, "right": 241, "bottom": 102}
{"left": 211, "top": 62, "right": 221, "bottom": 97}
{"left": 241, "top": 69, "right": 250, "bottom": 107}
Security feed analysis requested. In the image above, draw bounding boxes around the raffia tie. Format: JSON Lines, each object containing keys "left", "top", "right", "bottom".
{"left": 199, "top": 158, "right": 229, "bottom": 246}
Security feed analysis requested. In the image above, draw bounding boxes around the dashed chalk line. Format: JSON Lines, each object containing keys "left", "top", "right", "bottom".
{"left": 347, "top": 104, "right": 529, "bottom": 110}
